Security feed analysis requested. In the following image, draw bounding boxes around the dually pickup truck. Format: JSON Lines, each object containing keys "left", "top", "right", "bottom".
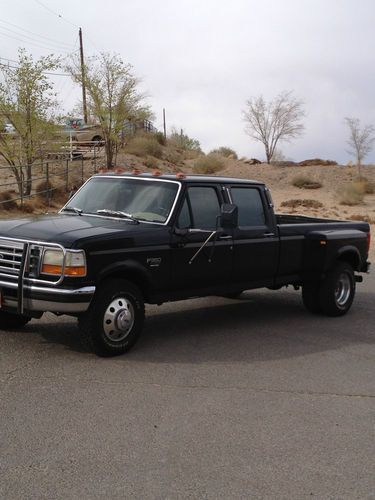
{"left": 0, "top": 172, "right": 371, "bottom": 356}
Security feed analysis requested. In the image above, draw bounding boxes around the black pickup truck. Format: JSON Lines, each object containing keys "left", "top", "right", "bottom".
{"left": 0, "top": 172, "right": 371, "bottom": 356}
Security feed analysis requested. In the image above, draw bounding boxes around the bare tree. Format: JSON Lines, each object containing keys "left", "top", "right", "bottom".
{"left": 345, "top": 117, "right": 375, "bottom": 175}
{"left": 243, "top": 91, "right": 305, "bottom": 163}
{"left": 67, "top": 52, "right": 152, "bottom": 168}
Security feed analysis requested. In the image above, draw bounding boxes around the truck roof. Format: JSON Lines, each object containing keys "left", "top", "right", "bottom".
{"left": 95, "top": 171, "right": 265, "bottom": 186}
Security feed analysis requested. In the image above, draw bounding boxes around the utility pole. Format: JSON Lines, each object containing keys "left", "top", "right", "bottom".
{"left": 163, "top": 108, "right": 166, "bottom": 139}
{"left": 79, "top": 27, "right": 88, "bottom": 124}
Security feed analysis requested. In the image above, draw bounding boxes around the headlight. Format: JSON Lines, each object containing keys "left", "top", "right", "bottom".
{"left": 42, "top": 249, "right": 86, "bottom": 276}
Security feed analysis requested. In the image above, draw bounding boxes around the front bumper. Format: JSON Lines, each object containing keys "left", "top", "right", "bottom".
{"left": 0, "top": 279, "right": 95, "bottom": 314}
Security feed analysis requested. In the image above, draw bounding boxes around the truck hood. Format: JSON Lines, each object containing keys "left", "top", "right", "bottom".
{"left": 0, "top": 213, "right": 163, "bottom": 247}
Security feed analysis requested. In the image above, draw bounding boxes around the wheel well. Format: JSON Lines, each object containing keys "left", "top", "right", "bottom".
{"left": 98, "top": 270, "right": 150, "bottom": 301}
{"left": 338, "top": 251, "right": 360, "bottom": 271}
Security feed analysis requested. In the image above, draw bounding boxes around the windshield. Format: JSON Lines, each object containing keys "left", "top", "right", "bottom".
{"left": 63, "top": 177, "right": 180, "bottom": 223}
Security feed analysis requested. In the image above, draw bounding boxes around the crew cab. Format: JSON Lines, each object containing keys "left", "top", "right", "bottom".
{"left": 0, "top": 172, "right": 371, "bottom": 356}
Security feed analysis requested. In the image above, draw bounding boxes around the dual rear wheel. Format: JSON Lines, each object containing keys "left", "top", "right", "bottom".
{"left": 302, "top": 261, "right": 355, "bottom": 316}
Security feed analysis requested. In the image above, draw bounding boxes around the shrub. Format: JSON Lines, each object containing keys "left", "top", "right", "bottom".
{"left": 168, "top": 128, "right": 201, "bottom": 152}
{"left": 154, "top": 131, "right": 166, "bottom": 146}
{"left": 35, "top": 180, "right": 67, "bottom": 204}
{"left": 338, "top": 183, "right": 364, "bottom": 206}
{"left": 292, "top": 175, "right": 322, "bottom": 189}
{"left": 19, "top": 201, "right": 34, "bottom": 213}
{"left": 352, "top": 176, "right": 374, "bottom": 194}
{"left": 349, "top": 214, "right": 375, "bottom": 223}
{"left": 209, "top": 147, "right": 238, "bottom": 159}
{"left": 0, "top": 191, "right": 18, "bottom": 210}
{"left": 126, "top": 136, "right": 163, "bottom": 158}
{"left": 299, "top": 159, "right": 337, "bottom": 166}
{"left": 280, "top": 199, "right": 323, "bottom": 209}
{"left": 193, "top": 154, "right": 225, "bottom": 174}
{"left": 143, "top": 156, "right": 157, "bottom": 169}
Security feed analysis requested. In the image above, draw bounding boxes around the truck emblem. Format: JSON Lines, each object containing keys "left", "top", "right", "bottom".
{"left": 147, "top": 257, "right": 161, "bottom": 268}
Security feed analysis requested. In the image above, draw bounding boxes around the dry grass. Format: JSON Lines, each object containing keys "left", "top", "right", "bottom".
{"left": 193, "top": 154, "right": 225, "bottom": 174}
{"left": 0, "top": 191, "right": 18, "bottom": 210}
{"left": 125, "top": 136, "right": 163, "bottom": 159}
{"left": 338, "top": 183, "right": 365, "bottom": 206}
{"left": 292, "top": 175, "right": 322, "bottom": 189}
{"left": 348, "top": 214, "right": 375, "bottom": 223}
{"left": 280, "top": 199, "right": 324, "bottom": 209}
{"left": 352, "top": 177, "right": 375, "bottom": 195}
{"left": 299, "top": 159, "right": 337, "bottom": 166}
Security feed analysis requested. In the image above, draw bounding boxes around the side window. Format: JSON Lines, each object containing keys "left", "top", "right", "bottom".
{"left": 177, "top": 197, "right": 192, "bottom": 228}
{"left": 189, "top": 187, "right": 221, "bottom": 229}
{"left": 176, "top": 186, "right": 221, "bottom": 229}
{"left": 231, "top": 187, "right": 266, "bottom": 226}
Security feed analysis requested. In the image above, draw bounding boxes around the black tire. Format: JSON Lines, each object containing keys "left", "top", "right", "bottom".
{"left": 91, "top": 135, "right": 102, "bottom": 142}
{"left": 0, "top": 310, "right": 31, "bottom": 329}
{"left": 318, "top": 262, "right": 355, "bottom": 316}
{"left": 302, "top": 281, "right": 322, "bottom": 314}
{"left": 78, "top": 279, "right": 144, "bottom": 357}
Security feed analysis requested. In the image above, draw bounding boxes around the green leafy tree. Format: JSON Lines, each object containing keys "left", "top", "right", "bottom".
{"left": 0, "top": 49, "right": 60, "bottom": 196}
{"left": 168, "top": 127, "right": 202, "bottom": 152}
{"left": 67, "top": 52, "right": 152, "bottom": 168}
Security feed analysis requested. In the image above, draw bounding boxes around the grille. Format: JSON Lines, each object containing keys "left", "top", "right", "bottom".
{"left": 0, "top": 239, "right": 42, "bottom": 278}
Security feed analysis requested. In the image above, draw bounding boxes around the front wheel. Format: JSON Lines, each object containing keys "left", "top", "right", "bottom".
{"left": 318, "top": 262, "right": 356, "bottom": 316}
{"left": 0, "top": 311, "right": 31, "bottom": 329}
{"left": 78, "top": 279, "right": 145, "bottom": 357}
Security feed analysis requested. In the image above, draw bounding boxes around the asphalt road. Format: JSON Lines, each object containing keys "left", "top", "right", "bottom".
{"left": 1, "top": 274, "right": 375, "bottom": 500}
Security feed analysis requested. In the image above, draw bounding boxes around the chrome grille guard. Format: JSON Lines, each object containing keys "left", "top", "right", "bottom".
{"left": 0, "top": 236, "right": 68, "bottom": 314}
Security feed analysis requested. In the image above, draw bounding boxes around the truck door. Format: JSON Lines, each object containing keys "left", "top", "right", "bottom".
{"left": 171, "top": 185, "right": 233, "bottom": 292}
{"left": 229, "top": 185, "right": 278, "bottom": 287}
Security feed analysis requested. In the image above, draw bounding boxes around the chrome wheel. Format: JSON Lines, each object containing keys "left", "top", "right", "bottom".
{"left": 334, "top": 272, "right": 351, "bottom": 307}
{"left": 103, "top": 296, "right": 135, "bottom": 342}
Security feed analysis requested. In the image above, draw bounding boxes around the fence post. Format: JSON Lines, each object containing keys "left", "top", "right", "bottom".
{"left": 20, "top": 169, "right": 24, "bottom": 207}
{"left": 81, "top": 156, "right": 84, "bottom": 184}
{"left": 65, "top": 160, "right": 69, "bottom": 191}
{"left": 45, "top": 162, "right": 49, "bottom": 205}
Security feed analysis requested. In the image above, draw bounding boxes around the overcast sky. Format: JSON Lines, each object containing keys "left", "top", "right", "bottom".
{"left": 1, "top": 0, "right": 375, "bottom": 162}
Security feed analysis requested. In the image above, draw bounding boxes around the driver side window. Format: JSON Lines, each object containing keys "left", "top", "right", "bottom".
{"left": 177, "top": 186, "right": 221, "bottom": 229}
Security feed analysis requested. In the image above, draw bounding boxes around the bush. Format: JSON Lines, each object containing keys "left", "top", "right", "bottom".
{"left": 280, "top": 199, "right": 323, "bottom": 209}
{"left": 352, "top": 176, "right": 374, "bottom": 195}
{"left": 299, "top": 159, "right": 337, "bottom": 166}
{"left": 35, "top": 180, "right": 67, "bottom": 204}
{"left": 168, "top": 128, "right": 201, "bottom": 152}
{"left": 0, "top": 191, "right": 18, "bottom": 210}
{"left": 338, "top": 183, "right": 364, "bottom": 206}
{"left": 193, "top": 154, "right": 225, "bottom": 174}
{"left": 126, "top": 136, "right": 163, "bottom": 158}
{"left": 154, "top": 132, "right": 166, "bottom": 146}
{"left": 209, "top": 147, "right": 238, "bottom": 159}
{"left": 292, "top": 175, "right": 322, "bottom": 189}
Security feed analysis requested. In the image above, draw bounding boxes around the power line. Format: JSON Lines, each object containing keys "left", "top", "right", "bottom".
{"left": 0, "top": 28, "right": 71, "bottom": 53}
{"left": 0, "top": 57, "right": 71, "bottom": 76}
{"left": 0, "top": 24, "right": 74, "bottom": 52}
{"left": 34, "top": 0, "right": 79, "bottom": 28}
{"left": 0, "top": 17, "right": 74, "bottom": 49}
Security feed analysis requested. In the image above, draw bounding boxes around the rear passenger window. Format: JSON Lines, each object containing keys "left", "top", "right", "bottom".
{"left": 231, "top": 187, "right": 266, "bottom": 226}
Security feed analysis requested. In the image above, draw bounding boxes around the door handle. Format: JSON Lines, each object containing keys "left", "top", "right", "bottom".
{"left": 219, "top": 235, "right": 232, "bottom": 240}
{"left": 263, "top": 232, "right": 275, "bottom": 237}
